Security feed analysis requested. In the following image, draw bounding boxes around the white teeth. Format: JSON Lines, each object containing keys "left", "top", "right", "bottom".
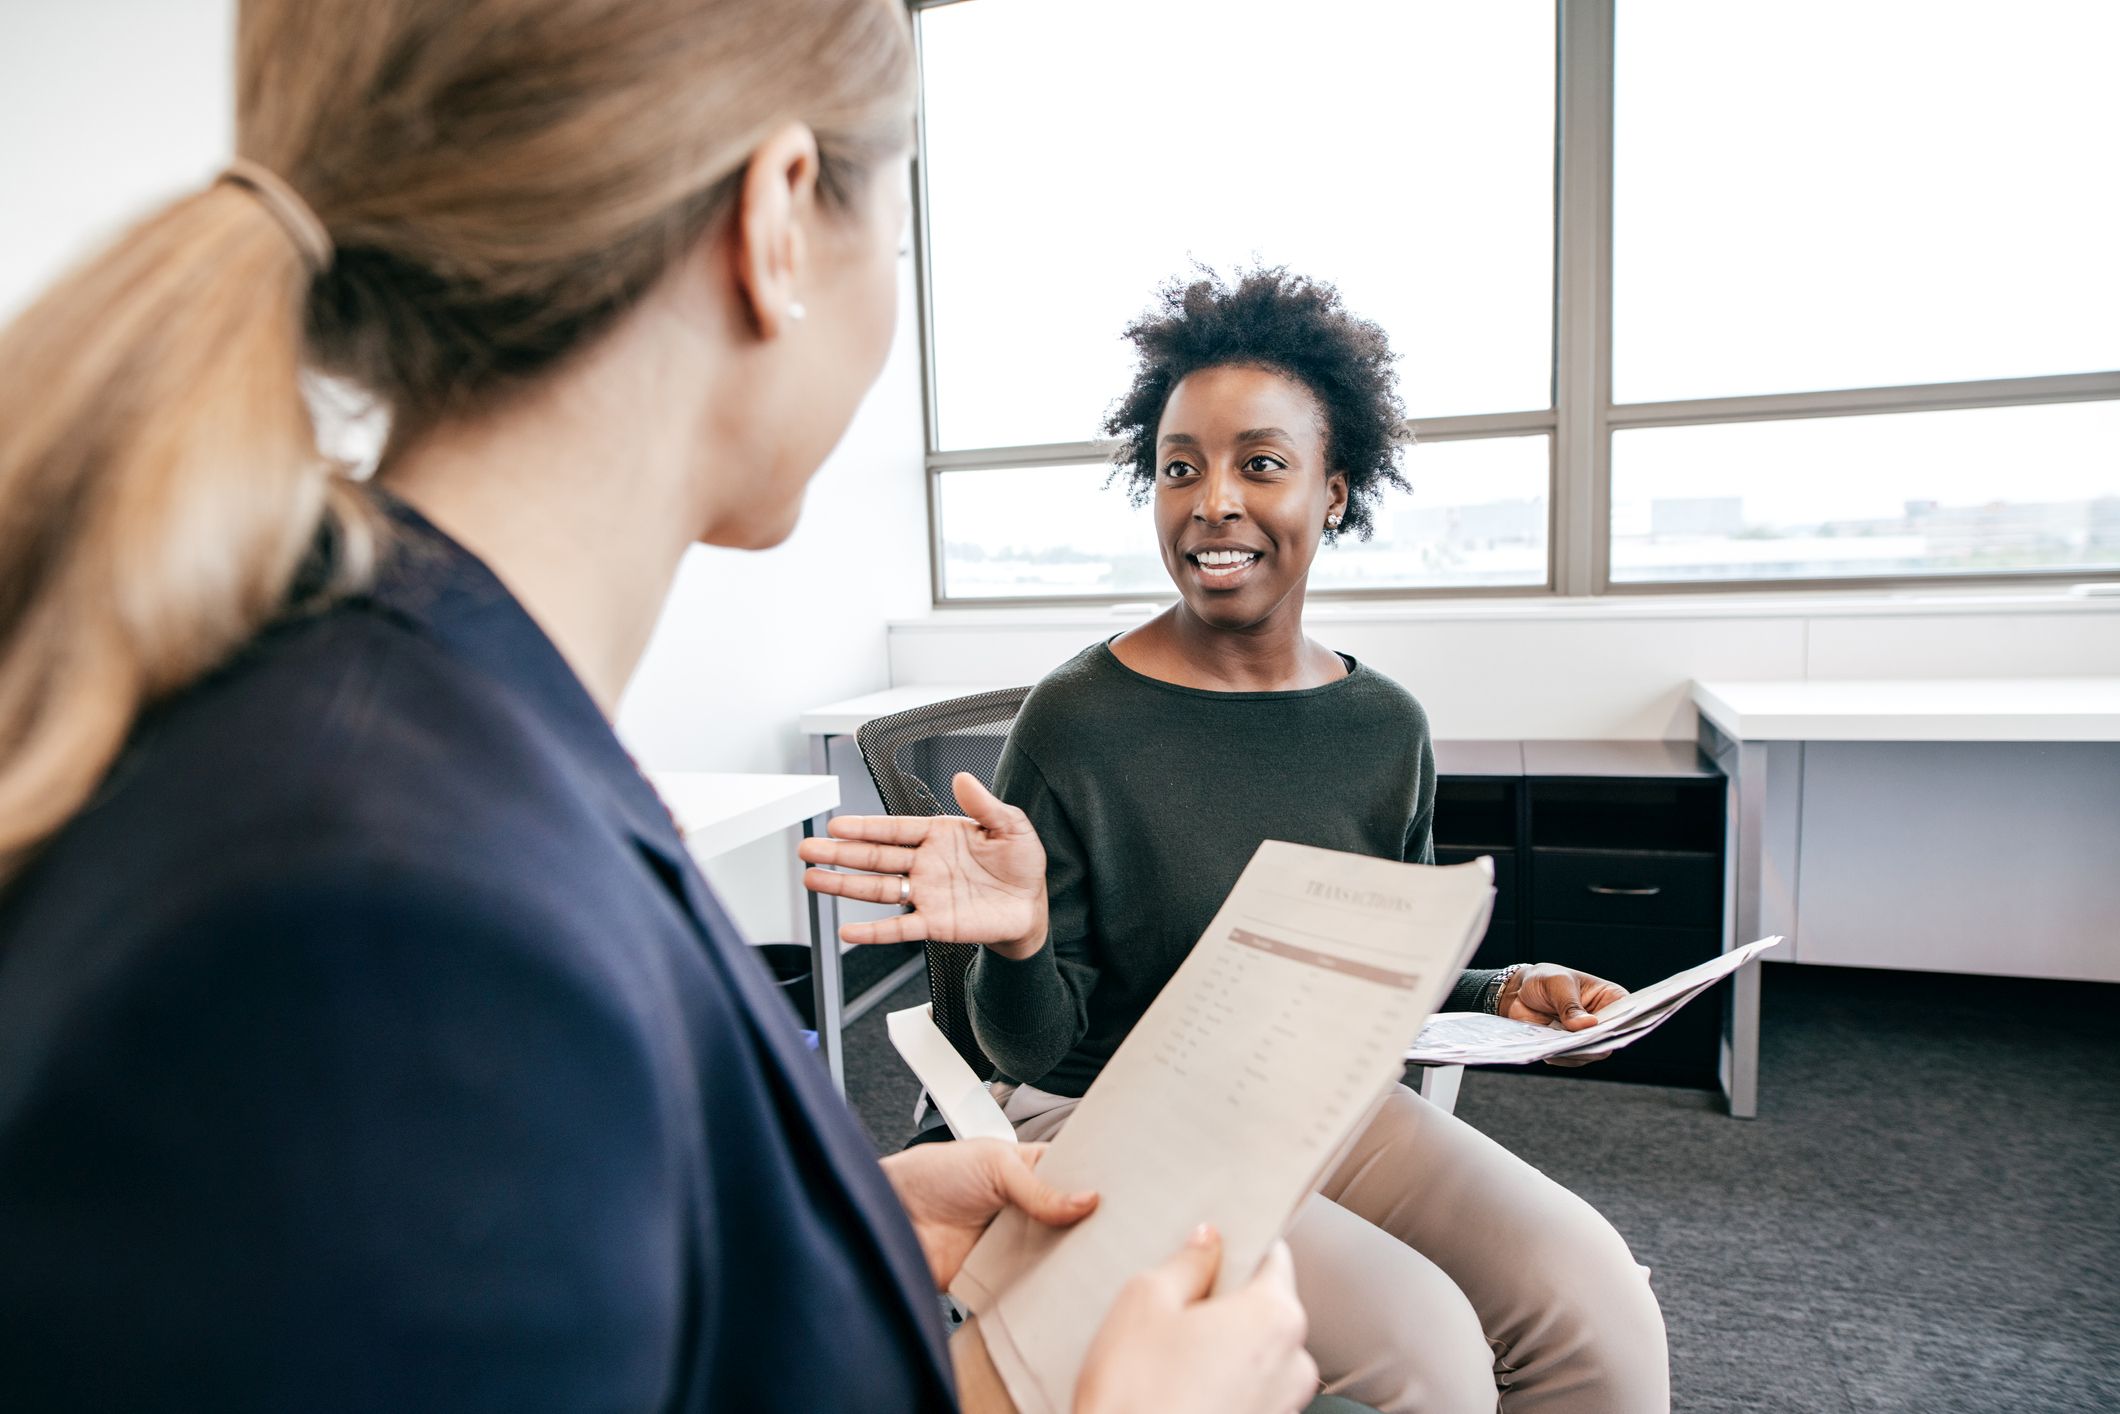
{"left": 1195, "top": 550, "right": 1259, "bottom": 568}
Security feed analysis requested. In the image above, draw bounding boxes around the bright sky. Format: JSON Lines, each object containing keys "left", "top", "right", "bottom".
{"left": 920, "top": 0, "right": 1556, "bottom": 450}
{"left": 1613, "top": 0, "right": 2120, "bottom": 403}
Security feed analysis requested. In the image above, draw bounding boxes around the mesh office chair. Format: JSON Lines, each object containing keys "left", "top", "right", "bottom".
{"left": 855, "top": 687, "right": 1031, "bottom": 1139}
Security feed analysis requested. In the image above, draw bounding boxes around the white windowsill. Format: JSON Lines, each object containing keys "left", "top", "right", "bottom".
{"left": 893, "top": 583, "right": 2120, "bottom": 632}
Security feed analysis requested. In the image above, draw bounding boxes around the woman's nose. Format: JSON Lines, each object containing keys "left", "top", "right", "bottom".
{"left": 1193, "top": 466, "right": 1244, "bottom": 523}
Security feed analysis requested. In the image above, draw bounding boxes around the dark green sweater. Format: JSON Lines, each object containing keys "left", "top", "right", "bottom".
{"left": 966, "top": 639, "right": 1500, "bottom": 1096}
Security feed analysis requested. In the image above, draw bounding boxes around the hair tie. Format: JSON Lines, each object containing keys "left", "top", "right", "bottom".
{"left": 216, "top": 157, "right": 333, "bottom": 274}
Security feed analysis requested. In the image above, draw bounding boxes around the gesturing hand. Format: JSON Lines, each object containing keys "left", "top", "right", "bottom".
{"left": 878, "top": 1139, "right": 1095, "bottom": 1290}
{"left": 1498, "top": 962, "right": 1630, "bottom": 1067}
{"left": 798, "top": 772, "right": 1049, "bottom": 958}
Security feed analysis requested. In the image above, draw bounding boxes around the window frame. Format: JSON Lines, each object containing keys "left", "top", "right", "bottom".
{"left": 906, "top": 0, "right": 2120, "bottom": 607}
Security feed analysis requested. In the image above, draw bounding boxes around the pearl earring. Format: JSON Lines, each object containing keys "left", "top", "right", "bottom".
{"left": 787, "top": 300, "right": 807, "bottom": 321}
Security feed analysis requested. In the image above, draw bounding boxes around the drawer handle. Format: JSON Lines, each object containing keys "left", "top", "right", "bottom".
{"left": 1586, "top": 884, "right": 1662, "bottom": 897}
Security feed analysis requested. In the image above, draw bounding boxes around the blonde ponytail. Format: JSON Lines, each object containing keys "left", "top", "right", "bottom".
{"left": 0, "top": 0, "right": 912, "bottom": 884}
{"left": 0, "top": 184, "right": 380, "bottom": 878}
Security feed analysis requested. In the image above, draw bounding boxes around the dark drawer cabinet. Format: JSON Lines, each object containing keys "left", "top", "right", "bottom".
{"left": 1466, "top": 920, "right": 1517, "bottom": 973}
{"left": 1435, "top": 845, "right": 1517, "bottom": 920}
{"left": 1530, "top": 848, "right": 1720, "bottom": 928}
{"left": 1432, "top": 740, "right": 1727, "bottom": 1092}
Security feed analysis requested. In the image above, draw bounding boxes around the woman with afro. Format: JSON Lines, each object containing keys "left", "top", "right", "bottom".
{"left": 808, "top": 268, "right": 1672, "bottom": 1412}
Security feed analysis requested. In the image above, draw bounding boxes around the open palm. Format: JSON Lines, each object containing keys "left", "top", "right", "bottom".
{"left": 798, "top": 772, "right": 1048, "bottom": 953}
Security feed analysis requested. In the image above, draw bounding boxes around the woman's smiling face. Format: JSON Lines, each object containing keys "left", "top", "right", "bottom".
{"left": 1153, "top": 363, "right": 1349, "bottom": 630}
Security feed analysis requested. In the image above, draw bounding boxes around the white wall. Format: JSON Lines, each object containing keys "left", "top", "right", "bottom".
{"left": 0, "top": 0, "right": 234, "bottom": 325}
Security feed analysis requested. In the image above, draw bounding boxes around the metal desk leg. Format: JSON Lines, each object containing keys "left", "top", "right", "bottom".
{"left": 1720, "top": 735, "right": 1768, "bottom": 1119}
{"left": 803, "top": 812, "right": 845, "bottom": 1096}
{"left": 806, "top": 732, "right": 842, "bottom": 966}
{"left": 804, "top": 732, "right": 847, "bottom": 1095}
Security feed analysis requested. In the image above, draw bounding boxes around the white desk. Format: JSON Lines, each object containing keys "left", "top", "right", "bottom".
{"left": 1693, "top": 677, "right": 2120, "bottom": 744}
{"left": 653, "top": 771, "right": 840, "bottom": 861}
{"left": 1691, "top": 676, "right": 2120, "bottom": 1119}
{"left": 650, "top": 771, "right": 855, "bottom": 1091}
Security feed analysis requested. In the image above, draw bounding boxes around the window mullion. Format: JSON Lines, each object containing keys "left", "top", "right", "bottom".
{"left": 1554, "top": 0, "right": 1615, "bottom": 596}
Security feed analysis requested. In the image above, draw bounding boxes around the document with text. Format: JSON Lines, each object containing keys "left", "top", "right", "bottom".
{"left": 1404, "top": 936, "right": 1783, "bottom": 1067}
{"left": 951, "top": 840, "right": 1496, "bottom": 1414}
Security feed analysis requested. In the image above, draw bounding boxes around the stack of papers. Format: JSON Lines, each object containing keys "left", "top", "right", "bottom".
{"left": 1405, "top": 936, "right": 1782, "bottom": 1067}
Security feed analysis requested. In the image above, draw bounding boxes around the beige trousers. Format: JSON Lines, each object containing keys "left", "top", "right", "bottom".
{"left": 1001, "top": 1083, "right": 1670, "bottom": 1414}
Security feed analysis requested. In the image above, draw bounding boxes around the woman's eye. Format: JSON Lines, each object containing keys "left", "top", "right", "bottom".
{"left": 1163, "top": 460, "right": 1198, "bottom": 478}
{"left": 1245, "top": 455, "right": 1285, "bottom": 473}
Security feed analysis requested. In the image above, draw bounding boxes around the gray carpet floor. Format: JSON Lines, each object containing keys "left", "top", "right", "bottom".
{"left": 836, "top": 961, "right": 2120, "bottom": 1413}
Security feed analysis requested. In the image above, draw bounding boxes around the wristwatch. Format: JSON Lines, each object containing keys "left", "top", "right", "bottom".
{"left": 1481, "top": 963, "right": 1525, "bottom": 1016}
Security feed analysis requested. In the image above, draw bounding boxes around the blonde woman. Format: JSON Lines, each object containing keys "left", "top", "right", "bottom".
{"left": 0, "top": 4, "right": 1318, "bottom": 1411}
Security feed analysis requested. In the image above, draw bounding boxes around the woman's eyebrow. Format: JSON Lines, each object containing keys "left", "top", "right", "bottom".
{"left": 1237, "top": 426, "right": 1293, "bottom": 442}
{"left": 1158, "top": 432, "right": 1201, "bottom": 447}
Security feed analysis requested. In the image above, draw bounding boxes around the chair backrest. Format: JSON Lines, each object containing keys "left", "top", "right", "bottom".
{"left": 855, "top": 686, "right": 1034, "bottom": 1075}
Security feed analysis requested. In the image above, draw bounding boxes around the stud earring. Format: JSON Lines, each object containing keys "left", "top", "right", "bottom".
{"left": 1326, "top": 514, "right": 1342, "bottom": 529}
{"left": 787, "top": 300, "right": 807, "bottom": 321}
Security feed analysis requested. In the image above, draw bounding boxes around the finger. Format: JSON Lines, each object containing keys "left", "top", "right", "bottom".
{"left": 1142, "top": 1222, "right": 1222, "bottom": 1305}
{"left": 1242, "top": 1241, "right": 1309, "bottom": 1358}
{"left": 1016, "top": 1142, "right": 1048, "bottom": 1171}
{"left": 803, "top": 866, "right": 911, "bottom": 905}
{"left": 953, "top": 773, "right": 1033, "bottom": 838}
{"left": 840, "top": 912, "right": 931, "bottom": 946}
{"left": 1546, "top": 971, "right": 1599, "bottom": 1031}
{"left": 825, "top": 814, "right": 939, "bottom": 846}
{"left": 1245, "top": 1238, "right": 1301, "bottom": 1303}
{"left": 797, "top": 837, "right": 916, "bottom": 874}
{"left": 1276, "top": 1348, "right": 1323, "bottom": 1414}
{"left": 993, "top": 1148, "right": 1097, "bottom": 1228}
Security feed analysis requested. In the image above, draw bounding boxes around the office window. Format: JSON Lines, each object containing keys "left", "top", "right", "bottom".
{"left": 912, "top": 1, "right": 2120, "bottom": 601}
{"left": 937, "top": 436, "right": 1551, "bottom": 601}
{"left": 1612, "top": 2, "right": 2120, "bottom": 404}
{"left": 1610, "top": 401, "right": 2120, "bottom": 584}
{"left": 918, "top": 0, "right": 1556, "bottom": 448}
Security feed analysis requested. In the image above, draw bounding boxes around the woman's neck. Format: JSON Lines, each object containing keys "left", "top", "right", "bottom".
{"left": 1115, "top": 598, "right": 1345, "bottom": 692}
{"left": 378, "top": 310, "right": 721, "bottom": 718}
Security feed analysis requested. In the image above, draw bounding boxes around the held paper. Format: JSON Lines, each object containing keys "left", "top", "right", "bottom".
{"left": 951, "top": 841, "right": 1495, "bottom": 1414}
{"left": 1405, "top": 936, "right": 1783, "bottom": 1066}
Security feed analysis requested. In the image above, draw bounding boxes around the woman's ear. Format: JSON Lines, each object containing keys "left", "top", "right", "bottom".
{"left": 1326, "top": 472, "right": 1351, "bottom": 527}
{"left": 732, "top": 122, "right": 822, "bottom": 340}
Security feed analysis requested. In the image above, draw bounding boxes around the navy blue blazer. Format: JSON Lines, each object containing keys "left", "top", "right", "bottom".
{"left": 0, "top": 508, "right": 953, "bottom": 1411}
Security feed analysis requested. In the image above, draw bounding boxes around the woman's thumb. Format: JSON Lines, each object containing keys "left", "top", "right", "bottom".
{"left": 954, "top": 772, "right": 1025, "bottom": 834}
{"left": 1147, "top": 1223, "right": 1223, "bottom": 1305}
{"left": 996, "top": 1149, "right": 1098, "bottom": 1228}
{"left": 1551, "top": 972, "right": 1599, "bottom": 1030}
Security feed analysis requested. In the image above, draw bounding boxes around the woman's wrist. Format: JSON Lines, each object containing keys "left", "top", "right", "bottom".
{"left": 987, "top": 897, "right": 1049, "bottom": 962}
{"left": 1484, "top": 962, "right": 1526, "bottom": 1016}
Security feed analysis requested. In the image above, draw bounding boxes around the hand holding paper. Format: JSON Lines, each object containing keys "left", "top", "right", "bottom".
{"left": 1405, "top": 937, "right": 1782, "bottom": 1068}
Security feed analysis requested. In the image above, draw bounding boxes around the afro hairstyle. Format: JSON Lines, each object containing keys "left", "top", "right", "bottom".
{"left": 1102, "top": 266, "right": 1412, "bottom": 542}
